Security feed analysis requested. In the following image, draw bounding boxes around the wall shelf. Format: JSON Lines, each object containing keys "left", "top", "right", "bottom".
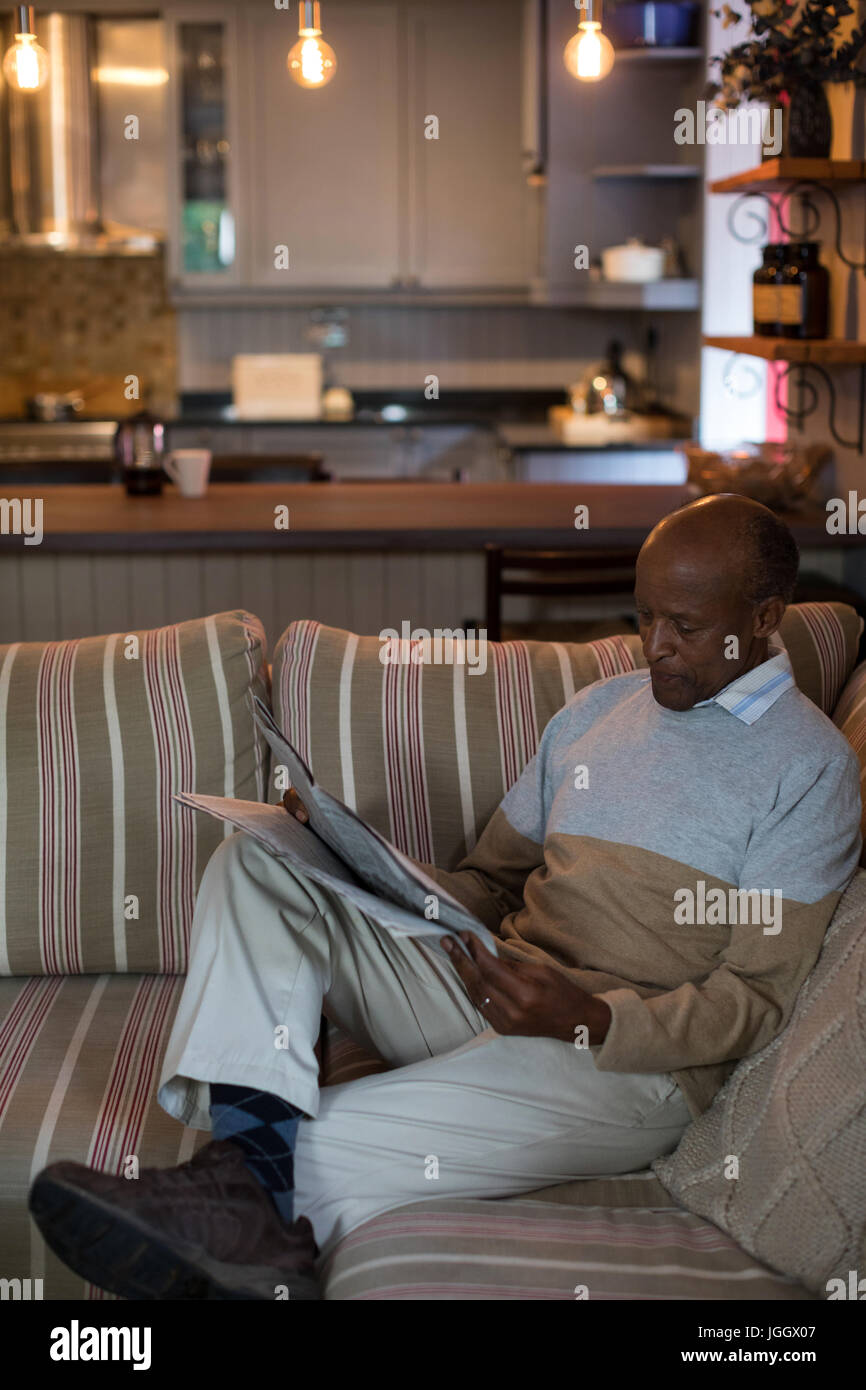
{"left": 707, "top": 153, "right": 866, "bottom": 451}
{"left": 593, "top": 164, "right": 701, "bottom": 180}
{"left": 709, "top": 159, "right": 866, "bottom": 195}
{"left": 614, "top": 47, "right": 703, "bottom": 62}
{"left": 702, "top": 336, "right": 866, "bottom": 365}
{"left": 533, "top": 279, "right": 700, "bottom": 310}
{"left": 703, "top": 338, "right": 866, "bottom": 453}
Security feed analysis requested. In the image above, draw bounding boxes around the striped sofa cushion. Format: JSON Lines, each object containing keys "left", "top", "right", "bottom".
{"left": 778, "top": 600, "right": 862, "bottom": 714}
{"left": 0, "top": 973, "right": 211, "bottom": 1300}
{"left": 320, "top": 1200, "right": 816, "bottom": 1300}
{"left": 270, "top": 603, "right": 861, "bottom": 871}
{"left": 0, "top": 611, "right": 269, "bottom": 975}
{"left": 0, "top": 979, "right": 379, "bottom": 1300}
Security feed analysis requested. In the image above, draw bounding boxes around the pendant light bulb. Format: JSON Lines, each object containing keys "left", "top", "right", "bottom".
{"left": 3, "top": 7, "right": 49, "bottom": 92}
{"left": 288, "top": 1, "right": 337, "bottom": 89}
{"left": 564, "top": 1, "right": 615, "bottom": 84}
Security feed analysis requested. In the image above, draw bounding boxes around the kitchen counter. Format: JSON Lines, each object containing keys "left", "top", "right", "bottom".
{"left": 0, "top": 482, "right": 842, "bottom": 553}
{"left": 498, "top": 424, "right": 691, "bottom": 452}
{"left": 169, "top": 388, "right": 565, "bottom": 428}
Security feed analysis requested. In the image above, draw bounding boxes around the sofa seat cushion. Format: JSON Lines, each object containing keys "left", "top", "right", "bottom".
{"left": 0, "top": 979, "right": 366, "bottom": 1299}
{"left": 0, "top": 611, "right": 269, "bottom": 975}
{"left": 0, "top": 977, "right": 816, "bottom": 1302}
{"left": 0, "top": 973, "right": 210, "bottom": 1299}
{"left": 270, "top": 603, "right": 861, "bottom": 870}
{"left": 320, "top": 1199, "right": 816, "bottom": 1300}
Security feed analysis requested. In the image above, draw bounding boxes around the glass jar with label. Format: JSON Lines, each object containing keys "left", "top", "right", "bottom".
{"left": 780, "top": 242, "right": 829, "bottom": 339}
{"left": 752, "top": 244, "right": 785, "bottom": 336}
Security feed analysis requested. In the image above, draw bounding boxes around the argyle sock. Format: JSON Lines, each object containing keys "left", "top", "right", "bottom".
{"left": 209, "top": 1083, "right": 304, "bottom": 1224}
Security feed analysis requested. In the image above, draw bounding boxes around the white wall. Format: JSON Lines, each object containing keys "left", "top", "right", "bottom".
{"left": 700, "top": 2, "right": 769, "bottom": 450}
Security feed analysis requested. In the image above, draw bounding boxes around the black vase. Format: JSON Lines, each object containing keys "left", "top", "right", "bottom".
{"left": 785, "top": 81, "right": 833, "bottom": 159}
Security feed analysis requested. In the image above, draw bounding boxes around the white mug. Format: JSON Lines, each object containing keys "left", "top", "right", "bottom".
{"left": 165, "top": 448, "right": 211, "bottom": 498}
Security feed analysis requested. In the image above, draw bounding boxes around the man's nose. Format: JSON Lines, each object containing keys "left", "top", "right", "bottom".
{"left": 642, "top": 620, "right": 675, "bottom": 662}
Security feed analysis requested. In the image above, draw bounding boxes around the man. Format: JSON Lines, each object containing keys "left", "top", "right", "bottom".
{"left": 29, "top": 495, "right": 862, "bottom": 1300}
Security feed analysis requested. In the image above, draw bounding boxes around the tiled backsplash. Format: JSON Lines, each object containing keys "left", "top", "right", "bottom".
{"left": 0, "top": 249, "right": 177, "bottom": 418}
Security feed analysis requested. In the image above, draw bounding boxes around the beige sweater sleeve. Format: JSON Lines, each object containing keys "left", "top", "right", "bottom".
{"left": 418, "top": 807, "right": 543, "bottom": 933}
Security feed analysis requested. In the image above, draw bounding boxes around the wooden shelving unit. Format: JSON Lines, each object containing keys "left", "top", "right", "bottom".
{"left": 703, "top": 337, "right": 866, "bottom": 452}
{"left": 702, "top": 336, "right": 866, "bottom": 365}
{"left": 706, "top": 161, "right": 866, "bottom": 451}
{"left": 709, "top": 158, "right": 866, "bottom": 195}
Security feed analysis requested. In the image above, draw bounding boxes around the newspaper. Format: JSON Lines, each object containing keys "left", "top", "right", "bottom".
{"left": 174, "top": 696, "right": 497, "bottom": 957}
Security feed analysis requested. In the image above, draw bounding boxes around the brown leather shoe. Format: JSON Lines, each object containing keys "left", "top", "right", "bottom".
{"left": 29, "top": 1139, "right": 321, "bottom": 1300}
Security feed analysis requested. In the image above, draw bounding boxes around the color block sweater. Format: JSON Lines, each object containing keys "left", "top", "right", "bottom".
{"left": 425, "top": 653, "right": 862, "bottom": 1118}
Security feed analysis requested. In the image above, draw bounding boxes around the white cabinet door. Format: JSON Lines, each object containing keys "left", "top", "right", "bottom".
{"left": 406, "top": 0, "right": 530, "bottom": 289}
{"left": 245, "top": 2, "right": 403, "bottom": 289}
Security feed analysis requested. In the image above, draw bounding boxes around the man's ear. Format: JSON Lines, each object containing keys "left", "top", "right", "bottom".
{"left": 753, "top": 597, "right": 786, "bottom": 640}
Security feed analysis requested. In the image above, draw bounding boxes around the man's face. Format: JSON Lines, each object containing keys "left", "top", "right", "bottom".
{"left": 634, "top": 544, "right": 760, "bottom": 711}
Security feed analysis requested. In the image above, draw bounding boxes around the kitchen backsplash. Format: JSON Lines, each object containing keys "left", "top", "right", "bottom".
{"left": 0, "top": 249, "right": 178, "bottom": 419}
{"left": 0, "top": 246, "right": 700, "bottom": 418}
{"left": 178, "top": 303, "right": 700, "bottom": 415}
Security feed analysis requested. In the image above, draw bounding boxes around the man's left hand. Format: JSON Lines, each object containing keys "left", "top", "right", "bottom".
{"left": 442, "top": 933, "right": 611, "bottom": 1045}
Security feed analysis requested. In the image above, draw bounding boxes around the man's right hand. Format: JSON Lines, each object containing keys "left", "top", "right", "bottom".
{"left": 281, "top": 789, "right": 309, "bottom": 824}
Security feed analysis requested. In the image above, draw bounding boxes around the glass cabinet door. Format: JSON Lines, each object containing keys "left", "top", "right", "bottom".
{"left": 169, "top": 11, "right": 237, "bottom": 282}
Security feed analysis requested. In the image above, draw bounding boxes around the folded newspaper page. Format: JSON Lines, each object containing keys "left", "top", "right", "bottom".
{"left": 174, "top": 700, "right": 497, "bottom": 955}
{"left": 249, "top": 696, "right": 497, "bottom": 949}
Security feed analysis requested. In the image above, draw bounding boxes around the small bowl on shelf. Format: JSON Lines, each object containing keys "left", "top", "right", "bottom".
{"left": 601, "top": 239, "right": 665, "bottom": 283}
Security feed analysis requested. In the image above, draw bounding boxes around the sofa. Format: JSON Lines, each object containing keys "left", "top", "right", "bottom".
{"left": 1, "top": 601, "right": 865, "bottom": 1300}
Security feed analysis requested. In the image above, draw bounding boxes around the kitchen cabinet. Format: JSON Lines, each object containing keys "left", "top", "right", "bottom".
{"left": 165, "top": 5, "right": 244, "bottom": 288}
{"left": 166, "top": 0, "right": 531, "bottom": 296}
{"left": 244, "top": 2, "right": 403, "bottom": 289}
{"left": 405, "top": 0, "right": 531, "bottom": 289}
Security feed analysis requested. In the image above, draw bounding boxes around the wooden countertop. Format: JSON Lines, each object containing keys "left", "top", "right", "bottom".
{"left": 0, "top": 482, "right": 842, "bottom": 553}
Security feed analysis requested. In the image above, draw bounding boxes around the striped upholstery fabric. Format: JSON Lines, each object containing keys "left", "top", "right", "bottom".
{"left": 777, "top": 601, "right": 862, "bottom": 714}
{"left": 270, "top": 604, "right": 861, "bottom": 871}
{"left": 833, "top": 660, "right": 866, "bottom": 866}
{"left": 271, "top": 622, "right": 637, "bottom": 867}
{"left": 0, "top": 974, "right": 210, "bottom": 1300}
{"left": 320, "top": 1019, "right": 389, "bottom": 1086}
{"left": 321, "top": 1202, "right": 816, "bottom": 1300}
{"left": 0, "top": 611, "right": 269, "bottom": 975}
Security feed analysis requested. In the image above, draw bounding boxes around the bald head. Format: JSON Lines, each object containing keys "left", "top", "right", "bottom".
{"left": 642, "top": 494, "right": 799, "bottom": 607}
{"left": 634, "top": 495, "right": 798, "bottom": 711}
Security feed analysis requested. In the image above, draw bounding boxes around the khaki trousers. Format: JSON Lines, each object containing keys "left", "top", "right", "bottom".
{"left": 158, "top": 832, "right": 691, "bottom": 1258}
